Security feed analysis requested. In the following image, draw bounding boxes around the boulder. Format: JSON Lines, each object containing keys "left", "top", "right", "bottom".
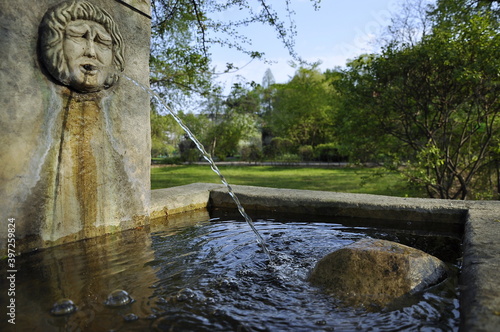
{"left": 309, "top": 238, "right": 447, "bottom": 308}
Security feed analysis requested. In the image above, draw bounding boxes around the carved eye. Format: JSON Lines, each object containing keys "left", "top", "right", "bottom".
{"left": 95, "top": 35, "right": 112, "bottom": 48}
{"left": 66, "top": 30, "right": 87, "bottom": 41}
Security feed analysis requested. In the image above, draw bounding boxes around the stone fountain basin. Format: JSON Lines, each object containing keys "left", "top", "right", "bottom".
{"left": 151, "top": 183, "right": 500, "bottom": 331}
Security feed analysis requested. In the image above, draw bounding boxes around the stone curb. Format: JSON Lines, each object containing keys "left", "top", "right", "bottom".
{"left": 150, "top": 183, "right": 223, "bottom": 219}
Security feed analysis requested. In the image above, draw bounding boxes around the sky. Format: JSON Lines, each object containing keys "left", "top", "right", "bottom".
{"left": 209, "top": 0, "right": 405, "bottom": 90}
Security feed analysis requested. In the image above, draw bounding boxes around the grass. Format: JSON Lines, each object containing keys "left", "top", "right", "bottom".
{"left": 151, "top": 165, "right": 424, "bottom": 197}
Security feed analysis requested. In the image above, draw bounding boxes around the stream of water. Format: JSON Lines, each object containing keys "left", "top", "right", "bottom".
{"left": 123, "top": 75, "right": 271, "bottom": 260}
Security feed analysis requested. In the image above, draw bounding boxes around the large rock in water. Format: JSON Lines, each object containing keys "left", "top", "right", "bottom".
{"left": 309, "top": 238, "right": 447, "bottom": 308}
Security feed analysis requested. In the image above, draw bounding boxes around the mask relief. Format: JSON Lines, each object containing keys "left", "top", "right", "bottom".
{"left": 39, "top": 0, "right": 125, "bottom": 93}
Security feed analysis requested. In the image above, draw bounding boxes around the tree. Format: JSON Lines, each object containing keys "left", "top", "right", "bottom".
{"left": 267, "top": 64, "right": 335, "bottom": 149}
{"left": 381, "top": 0, "right": 435, "bottom": 48}
{"left": 148, "top": 1, "right": 322, "bottom": 160}
{"left": 149, "top": 0, "right": 321, "bottom": 98}
{"left": 176, "top": 111, "right": 211, "bottom": 162}
{"left": 262, "top": 68, "right": 276, "bottom": 88}
{"left": 329, "top": 57, "right": 392, "bottom": 163}
{"left": 260, "top": 68, "right": 276, "bottom": 116}
{"left": 334, "top": 0, "right": 500, "bottom": 199}
{"left": 151, "top": 109, "right": 178, "bottom": 157}
{"left": 196, "top": 84, "right": 261, "bottom": 160}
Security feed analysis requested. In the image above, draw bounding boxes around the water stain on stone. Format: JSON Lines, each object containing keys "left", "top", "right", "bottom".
{"left": 65, "top": 92, "right": 99, "bottom": 228}
{"left": 51, "top": 91, "right": 104, "bottom": 232}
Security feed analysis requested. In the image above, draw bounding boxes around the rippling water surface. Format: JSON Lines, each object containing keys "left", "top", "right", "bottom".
{"left": 0, "top": 209, "right": 461, "bottom": 331}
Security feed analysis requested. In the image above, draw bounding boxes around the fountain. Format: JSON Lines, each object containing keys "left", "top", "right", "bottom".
{"left": 0, "top": 0, "right": 151, "bottom": 251}
{"left": 0, "top": 1, "right": 499, "bottom": 330}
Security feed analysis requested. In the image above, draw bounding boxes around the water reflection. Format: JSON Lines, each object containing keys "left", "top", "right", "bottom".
{"left": 0, "top": 209, "right": 461, "bottom": 331}
{"left": 1, "top": 220, "right": 160, "bottom": 330}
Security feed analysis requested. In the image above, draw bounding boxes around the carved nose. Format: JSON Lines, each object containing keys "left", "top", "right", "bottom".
{"left": 83, "top": 40, "right": 97, "bottom": 58}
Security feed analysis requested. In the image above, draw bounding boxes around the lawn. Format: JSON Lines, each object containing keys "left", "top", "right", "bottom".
{"left": 151, "top": 165, "right": 424, "bottom": 197}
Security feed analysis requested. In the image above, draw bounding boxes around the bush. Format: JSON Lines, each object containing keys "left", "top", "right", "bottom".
{"left": 181, "top": 149, "right": 200, "bottom": 163}
{"left": 298, "top": 145, "right": 314, "bottom": 161}
{"left": 178, "top": 138, "right": 200, "bottom": 163}
{"left": 314, "top": 143, "right": 348, "bottom": 162}
{"left": 159, "top": 156, "right": 182, "bottom": 164}
{"left": 275, "top": 153, "right": 301, "bottom": 163}
{"left": 264, "top": 137, "right": 295, "bottom": 158}
{"left": 151, "top": 140, "right": 175, "bottom": 158}
{"left": 240, "top": 144, "right": 263, "bottom": 162}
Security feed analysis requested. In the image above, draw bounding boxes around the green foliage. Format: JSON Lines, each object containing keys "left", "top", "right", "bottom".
{"left": 266, "top": 65, "right": 336, "bottom": 149}
{"left": 330, "top": 57, "right": 394, "bottom": 163}
{"left": 150, "top": 108, "right": 185, "bottom": 158}
{"left": 240, "top": 144, "right": 263, "bottom": 162}
{"left": 314, "top": 143, "right": 347, "bottom": 162}
{"left": 153, "top": 156, "right": 182, "bottom": 165}
{"left": 298, "top": 145, "right": 314, "bottom": 161}
{"left": 151, "top": 137, "right": 172, "bottom": 157}
{"left": 225, "top": 83, "right": 262, "bottom": 116}
{"left": 275, "top": 153, "right": 301, "bottom": 163}
{"left": 148, "top": 0, "right": 500, "bottom": 200}
{"left": 201, "top": 85, "right": 261, "bottom": 160}
{"left": 177, "top": 136, "right": 196, "bottom": 162}
{"left": 175, "top": 111, "right": 211, "bottom": 162}
{"left": 332, "top": 0, "right": 500, "bottom": 199}
{"left": 150, "top": 0, "right": 320, "bottom": 98}
{"left": 264, "top": 137, "right": 295, "bottom": 158}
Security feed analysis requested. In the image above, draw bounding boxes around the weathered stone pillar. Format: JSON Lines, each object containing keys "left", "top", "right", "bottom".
{"left": 0, "top": 0, "right": 151, "bottom": 253}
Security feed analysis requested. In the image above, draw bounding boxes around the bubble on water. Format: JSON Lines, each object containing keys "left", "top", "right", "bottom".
{"left": 205, "top": 297, "right": 216, "bottom": 305}
{"left": 176, "top": 288, "right": 206, "bottom": 303}
{"left": 218, "top": 277, "right": 239, "bottom": 291}
{"left": 176, "top": 288, "right": 196, "bottom": 302}
{"left": 236, "top": 268, "right": 257, "bottom": 278}
{"left": 123, "top": 313, "right": 139, "bottom": 322}
{"left": 155, "top": 296, "right": 169, "bottom": 305}
{"left": 104, "top": 289, "right": 134, "bottom": 307}
{"left": 272, "top": 252, "right": 293, "bottom": 264}
{"left": 50, "top": 298, "right": 77, "bottom": 316}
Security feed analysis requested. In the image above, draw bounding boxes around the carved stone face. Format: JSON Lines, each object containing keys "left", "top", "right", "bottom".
{"left": 63, "top": 20, "right": 114, "bottom": 93}
{"left": 39, "top": 1, "right": 125, "bottom": 93}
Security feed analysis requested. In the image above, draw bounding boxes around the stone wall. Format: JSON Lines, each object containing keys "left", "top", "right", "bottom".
{"left": 0, "top": 0, "right": 151, "bottom": 253}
